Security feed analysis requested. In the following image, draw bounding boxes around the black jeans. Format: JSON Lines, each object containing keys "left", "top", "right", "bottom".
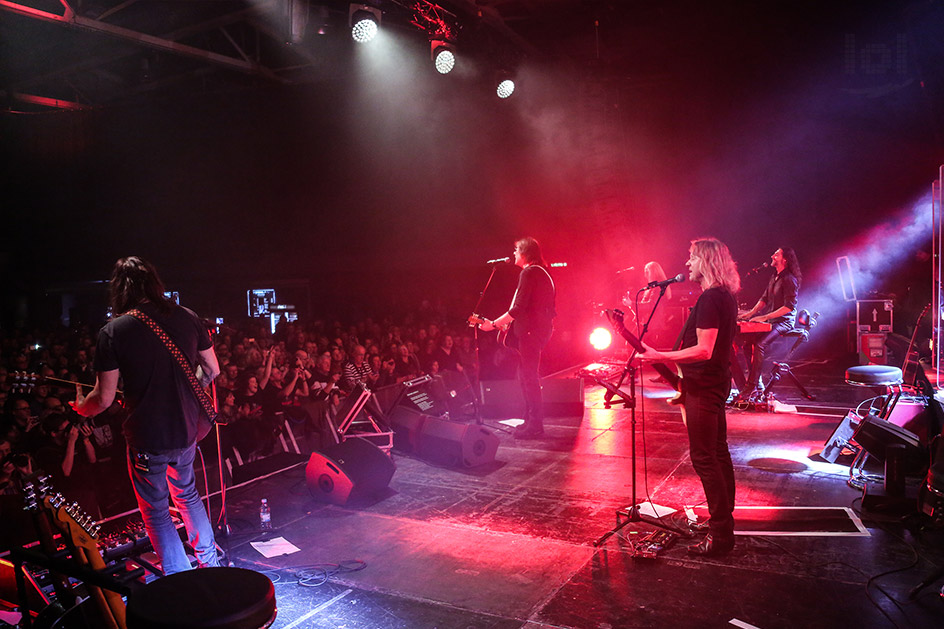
{"left": 744, "top": 321, "right": 793, "bottom": 389}
{"left": 684, "top": 382, "right": 736, "bottom": 539}
{"left": 517, "top": 328, "right": 551, "bottom": 430}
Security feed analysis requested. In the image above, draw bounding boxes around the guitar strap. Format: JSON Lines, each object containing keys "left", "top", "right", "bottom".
{"left": 125, "top": 309, "right": 218, "bottom": 424}
{"left": 509, "top": 264, "right": 556, "bottom": 315}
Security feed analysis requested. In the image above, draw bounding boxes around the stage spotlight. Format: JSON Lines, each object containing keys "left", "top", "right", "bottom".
{"left": 431, "top": 40, "right": 456, "bottom": 74}
{"left": 590, "top": 327, "right": 613, "bottom": 351}
{"left": 349, "top": 3, "right": 381, "bottom": 43}
{"left": 496, "top": 78, "right": 515, "bottom": 99}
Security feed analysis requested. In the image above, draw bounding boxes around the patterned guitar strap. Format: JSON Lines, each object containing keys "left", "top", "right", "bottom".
{"left": 125, "top": 309, "right": 218, "bottom": 424}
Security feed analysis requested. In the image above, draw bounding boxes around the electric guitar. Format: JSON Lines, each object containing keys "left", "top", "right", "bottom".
{"left": 468, "top": 314, "right": 518, "bottom": 349}
{"left": 609, "top": 309, "right": 684, "bottom": 405}
{"left": 902, "top": 302, "right": 931, "bottom": 387}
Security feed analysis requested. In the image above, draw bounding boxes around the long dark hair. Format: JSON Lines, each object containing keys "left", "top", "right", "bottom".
{"left": 515, "top": 236, "right": 547, "bottom": 266}
{"left": 780, "top": 247, "right": 802, "bottom": 283}
{"left": 109, "top": 256, "right": 173, "bottom": 315}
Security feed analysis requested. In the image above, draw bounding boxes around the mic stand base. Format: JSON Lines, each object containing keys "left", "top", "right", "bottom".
{"left": 594, "top": 503, "right": 691, "bottom": 548}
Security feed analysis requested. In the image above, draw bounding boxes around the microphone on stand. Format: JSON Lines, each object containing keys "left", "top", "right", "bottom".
{"left": 745, "top": 262, "right": 770, "bottom": 276}
{"left": 486, "top": 256, "right": 512, "bottom": 265}
{"left": 646, "top": 273, "right": 684, "bottom": 289}
{"left": 616, "top": 266, "right": 635, "bottom": 274}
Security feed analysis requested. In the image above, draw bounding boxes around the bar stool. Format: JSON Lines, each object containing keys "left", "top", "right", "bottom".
{"left": 126, "top": 567, "right": 276, "bottom": 629}
{"left": 844, "top": 365, "right": 904, "bottom": 489}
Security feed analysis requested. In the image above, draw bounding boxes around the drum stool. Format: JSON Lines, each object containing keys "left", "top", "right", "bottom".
{"left": 844, "top": 365, "right": 904, "bottom": 489}
{"left": 126, "top": 567, "right": 276, "bottom": 629}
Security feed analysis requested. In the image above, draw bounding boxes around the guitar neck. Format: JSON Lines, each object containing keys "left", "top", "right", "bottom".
{"left": 613, "top": 321, "right": 681, "bottom": 391}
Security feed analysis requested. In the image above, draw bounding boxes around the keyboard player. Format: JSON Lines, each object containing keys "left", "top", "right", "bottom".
{"left": 735, "top": 247, "right": 801, "bottom": 397}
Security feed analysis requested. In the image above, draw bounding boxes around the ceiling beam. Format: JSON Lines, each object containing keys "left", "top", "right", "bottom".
{"left": 0, "top": 0, "right": 286, "bottom": 82}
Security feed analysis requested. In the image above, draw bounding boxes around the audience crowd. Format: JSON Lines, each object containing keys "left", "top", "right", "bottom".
{"left": 0, "top": 302, "right": 495, "bottom": 533}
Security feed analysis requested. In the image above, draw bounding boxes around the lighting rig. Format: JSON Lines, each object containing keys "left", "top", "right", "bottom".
{"left": 404, "top": 1, "right": 460, "bottom": 74}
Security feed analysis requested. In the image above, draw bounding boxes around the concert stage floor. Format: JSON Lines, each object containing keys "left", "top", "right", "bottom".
{"left": 215, "top": 360, "right": 944, "bottom": 628}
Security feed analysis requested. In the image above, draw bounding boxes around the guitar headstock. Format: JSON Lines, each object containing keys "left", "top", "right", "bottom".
{"left": 23, "top": 474, "right": 102, "bottom": 551}
{"left": 10, "top": 371, "right": 42, "bottom": 393}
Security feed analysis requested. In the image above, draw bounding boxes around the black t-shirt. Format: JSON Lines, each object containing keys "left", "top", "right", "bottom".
{"left": 679, "top": 287, "right": 737, "bottom": 390}
{"left": 94, "top": 303, "right": 212, "bottom": 452}
{"left": 761, "top": 271, "right": 799, "bottom": 327}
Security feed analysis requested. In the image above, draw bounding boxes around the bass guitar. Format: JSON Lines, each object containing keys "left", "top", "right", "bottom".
{"left": 468, "top": 314, "right": 518, "bottom": 350}
{"left": 609, "top": 309, "right": 684, "bottom": 405}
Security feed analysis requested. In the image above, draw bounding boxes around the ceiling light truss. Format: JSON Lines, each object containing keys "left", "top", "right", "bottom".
{"left": 405, "top": 0, "right": 457, "bottom": 42}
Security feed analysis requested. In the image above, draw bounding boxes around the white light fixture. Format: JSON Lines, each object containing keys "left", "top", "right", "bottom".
{"left": 431, "top": 40, "right": 456, "bottom": 74}
{"left": 349, "top": 4, "right": 381, "bottom": 43}
{"left": 496, "top": 78, "right": 515, "bottom": 99}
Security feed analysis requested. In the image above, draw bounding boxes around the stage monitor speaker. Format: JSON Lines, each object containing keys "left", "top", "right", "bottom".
{"left": 306, "top": 439, "right": 395, "bottom": 505}
{"left": 885, "top": 396, "right": 931, "bottom": 442}
{"left": 821, "top": 411, "right": 860, "bottom": 463}
{"left": 852, "top": 414, "right": 927, "bottom": 476}
{"left": 415, "top": 417, "right": 499, "bottom": 468}
{"left": 386, "top": 406, "right": 428, "bottom": 453}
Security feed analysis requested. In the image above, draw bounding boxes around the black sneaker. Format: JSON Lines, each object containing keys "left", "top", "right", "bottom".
{"left": 687, "top": 534, "right": 735, "bottom": 557}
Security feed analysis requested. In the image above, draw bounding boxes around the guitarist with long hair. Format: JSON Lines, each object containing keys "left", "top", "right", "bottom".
{"left": 637, "top": 238, "right": 740, "bottom": 557}
{"left": 71, "top": 256, "right": 222, "bottom": 575}
{"left": 478, "top": 237, "right": 556, "bottom": 439}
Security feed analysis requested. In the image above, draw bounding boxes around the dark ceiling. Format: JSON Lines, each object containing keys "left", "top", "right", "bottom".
{"left": 9, "top": 1, "right": 936, "bottom": 110}
{"left": 0, "top": 0, "right": 622, "bottom": 110}
{"left": 3, "top": 1, "right": 944, "bottom": 328}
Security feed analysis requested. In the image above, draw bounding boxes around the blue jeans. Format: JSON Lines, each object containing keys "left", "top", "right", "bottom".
{"left": 127, "top": 442, "right": 220, "bottom": 575}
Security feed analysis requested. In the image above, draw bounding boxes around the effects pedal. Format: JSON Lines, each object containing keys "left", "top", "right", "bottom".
{"left": 633, "top": 530, "right": 678, "bottom": 559}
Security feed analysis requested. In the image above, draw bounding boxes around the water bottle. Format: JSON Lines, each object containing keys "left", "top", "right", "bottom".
{"left": 259, "top": 498, "right": 272, "bottom": 531}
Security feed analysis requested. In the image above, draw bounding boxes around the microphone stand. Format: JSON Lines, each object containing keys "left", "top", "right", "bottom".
{"left": 469, "top": 264, "right": 511, "bottom": 433}
{"left": 594, "top": 283, "right": 688, "bottom": 547}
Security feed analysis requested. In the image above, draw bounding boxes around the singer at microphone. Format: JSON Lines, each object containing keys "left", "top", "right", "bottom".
{"left": 486, "top": 256, "right": 512, "bottom": 265}
{"left": 745, "top": 262, "right": 770, "bottom": 276}
{"left": 735, "top": 247, "right": 801, "bottom": 398}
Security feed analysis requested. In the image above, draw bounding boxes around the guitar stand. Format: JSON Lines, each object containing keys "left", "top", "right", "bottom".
{"left": 10, "top": 545, "right": 141, "bottom": 629}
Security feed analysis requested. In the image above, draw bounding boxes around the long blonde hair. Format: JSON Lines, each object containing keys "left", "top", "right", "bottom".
{"left": 643, "top": 261, "right": 671, "bottom": 301}
{"left": 690, "top": 238, "right": 740, "bottom": 294}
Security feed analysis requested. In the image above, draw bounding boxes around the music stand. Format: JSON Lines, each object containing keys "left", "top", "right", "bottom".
{"left": 594, "top": 285, "right": 689, "bottom": 547}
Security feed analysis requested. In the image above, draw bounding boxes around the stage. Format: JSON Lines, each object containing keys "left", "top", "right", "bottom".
{"left": 209, "top": 360, "right": 943, "bottom": 628}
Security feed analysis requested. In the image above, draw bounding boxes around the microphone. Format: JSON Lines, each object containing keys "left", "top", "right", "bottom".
{"left": 615, "top": 266, "right": 635, "bottom": 274}
{"left": 646, "top": 273, "right": 684, "bottom": 288}
{"left": 745, "top": 262, "right": 770, "bottom": 276}
{"left": 486, "top": 257, "right": 512, "bottom": 265}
